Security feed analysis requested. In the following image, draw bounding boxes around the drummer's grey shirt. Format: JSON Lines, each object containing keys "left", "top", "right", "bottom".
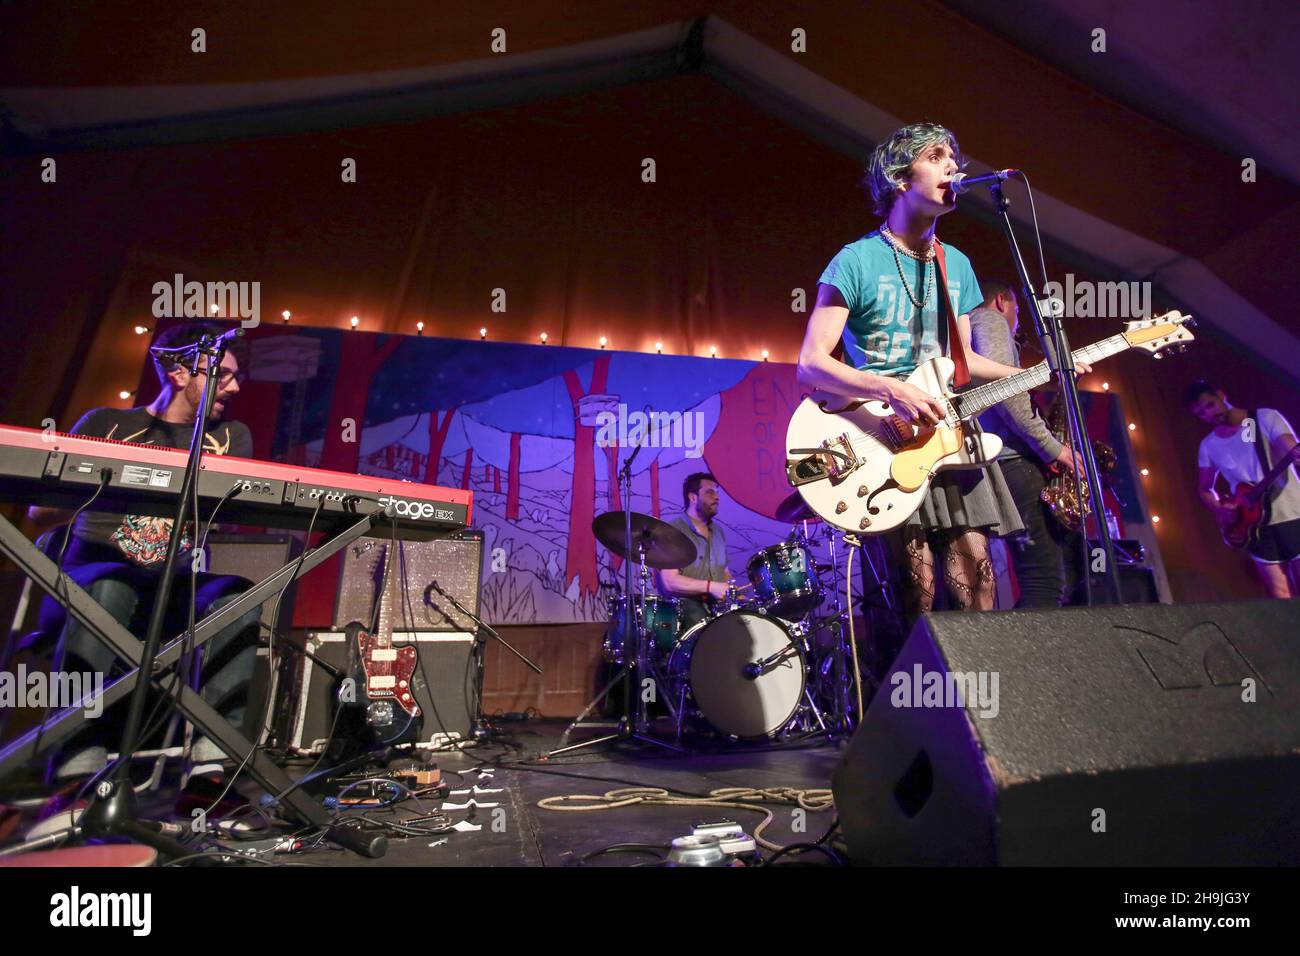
{"left": 669, "top": 515, "right": 729, "bottom": 584}
{"left": 664, "top": 515, "right": 730, "bottom": 631}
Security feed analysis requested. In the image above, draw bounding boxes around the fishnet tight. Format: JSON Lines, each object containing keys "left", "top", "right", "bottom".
{"left": 902, "top": 527, "right": 996, "bottom": 615}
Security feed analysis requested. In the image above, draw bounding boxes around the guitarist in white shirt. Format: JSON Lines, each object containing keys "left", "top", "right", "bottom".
{"left": 1185, "top": 380, "right": 1300, "bottom": 597}
{"left": 796, "top": 122, "right": 1089, "bottom": 618}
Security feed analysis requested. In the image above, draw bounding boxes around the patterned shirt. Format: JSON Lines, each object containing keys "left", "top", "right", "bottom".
{"left": 67, "top": 406, "right": 252, "bottom": 567}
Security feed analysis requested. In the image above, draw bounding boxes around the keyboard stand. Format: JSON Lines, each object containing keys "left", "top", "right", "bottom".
{"left": 0, "top": 508, "right": 430, "bottom": 856}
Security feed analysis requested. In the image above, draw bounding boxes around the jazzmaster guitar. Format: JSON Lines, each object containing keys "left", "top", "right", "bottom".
{"left": 337, "top": 541, "right": 423, "bottom": 750}
{"left": 785, "top": 312, "right": 1195, "bottom": 534}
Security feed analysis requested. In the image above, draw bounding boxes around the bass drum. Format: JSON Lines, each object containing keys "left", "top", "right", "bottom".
{"left": 666, "top": 611, "right": 805, "bottom": 739}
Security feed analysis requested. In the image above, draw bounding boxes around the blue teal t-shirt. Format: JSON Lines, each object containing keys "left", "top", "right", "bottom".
{"left": 818, "top": 230, "right": 983, "bottom": 378}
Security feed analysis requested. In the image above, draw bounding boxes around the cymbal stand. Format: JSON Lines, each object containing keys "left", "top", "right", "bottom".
{"left": 545, "top": 447, "right": 684, "bottom": 758}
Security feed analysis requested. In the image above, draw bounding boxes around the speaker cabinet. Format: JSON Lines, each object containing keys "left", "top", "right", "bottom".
{"left": 285, "top": 631, "right": 477, "bottom": 752}
{"left": 335, "top": 530, "right": 483, "bottom": 632}
{"left": 833, "top": 599, "right": 1300, "bottom": 865}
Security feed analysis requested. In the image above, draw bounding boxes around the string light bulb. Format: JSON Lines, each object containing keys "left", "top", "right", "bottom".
{"left": 1140, "top": 468, "right": 1149, "bottom": 477}
{"left": 709, "top": 345, "right": 717, "bottom": 358}
{"left": 1128, "top": 423, "right": 1137, "bottom": 432}
{"left": 599, "top": 336, "right": 607, "bottom": 349}
{"left": 134, "top": 325, "right": 150, "bottom": 335}
{"left": 761, "top": 349, "right": 769, "bottom": 361}
{"left": 416, "top": 321, "right": 425, "bottom": 335}
{"left": 540, "top": 332, "right": 548, "bottom": 344}
{"left": 655, "top": 342, "right": 663, "bottom": 354}
{"left": 480, "top": 328, "right": 488, "bottom": 340}
{"left": 119, "top": 390, "right": 133, "bottom": 400}
{"left": 210, "top": 304, "right": 220, "bottom": 315}
{"left": 282, "top": 310, "right": 291, "bottom": 322}
{"left": 1101, "top": 382, "right": 1110, "bottom": 391}
{"left": 350, "top": 315, "right": 359, "bottom": 329}
{"left": 1152, "top": 515, "right": 1161, "bottom": 524}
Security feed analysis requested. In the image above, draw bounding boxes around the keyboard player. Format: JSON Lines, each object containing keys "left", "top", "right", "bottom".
{"left": 26, "top": 321, "right": 262, "bottom": 802}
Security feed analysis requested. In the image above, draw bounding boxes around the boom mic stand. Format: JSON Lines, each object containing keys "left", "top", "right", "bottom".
{"left": 986, "top": 180, "right": 1123, "bottom": 605}
{"left": 426, "top": 579, "right": 541, "bottom": 740}
{"left": 80, "top": 330, "right": 236, "bottom": 856}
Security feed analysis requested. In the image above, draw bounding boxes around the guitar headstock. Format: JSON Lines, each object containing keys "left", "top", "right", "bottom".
{"left": 1122, "top": 310, "right": 1195, "bottom": 358}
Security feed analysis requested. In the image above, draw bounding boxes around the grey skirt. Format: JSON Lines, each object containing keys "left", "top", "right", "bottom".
{"left": 904, "top": 460, "right": 1025, "bottom": 538}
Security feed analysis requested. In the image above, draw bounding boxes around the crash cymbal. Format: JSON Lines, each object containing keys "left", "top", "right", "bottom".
{"left": 774, "top": 489, "right": 820, "bottom": 524}
{"left": 592, "top": 511, "right": 698, "bottom": 569}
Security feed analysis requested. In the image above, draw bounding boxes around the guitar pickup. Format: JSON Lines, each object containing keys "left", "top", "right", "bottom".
{"left": 881, "top": 414, "right": 915, "bottom": 450}
{"left": 786, "top": 434, "right": 859, "bottom": 487}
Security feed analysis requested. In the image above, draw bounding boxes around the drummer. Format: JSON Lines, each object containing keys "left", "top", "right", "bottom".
{"left": 660, "top": 472, "right": 734, "bottom": 632}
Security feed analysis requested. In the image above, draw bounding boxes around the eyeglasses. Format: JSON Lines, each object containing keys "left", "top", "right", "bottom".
{"left": 195, "top": 367, "right": 246, "bottom": 386}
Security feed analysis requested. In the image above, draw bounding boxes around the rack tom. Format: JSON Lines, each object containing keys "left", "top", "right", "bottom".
{"left": 746, "top": 542, "right": 822, "bottom": 619}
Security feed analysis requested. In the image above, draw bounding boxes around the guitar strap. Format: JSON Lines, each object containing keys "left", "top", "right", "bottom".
{"left": 1249, "top": 408, "right": 1274, "bottom": 523}
{"left": 932, "top": 239, "right": 971, "bottom": 389}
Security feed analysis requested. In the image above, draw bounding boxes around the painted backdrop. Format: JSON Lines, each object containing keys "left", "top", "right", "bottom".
{"left": 142, "top": 325, "right": 1150, "bottom": 623}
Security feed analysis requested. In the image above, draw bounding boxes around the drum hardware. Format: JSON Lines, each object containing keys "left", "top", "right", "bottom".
{"left": 547, "top": 505, "right": 697, "bottom": 759}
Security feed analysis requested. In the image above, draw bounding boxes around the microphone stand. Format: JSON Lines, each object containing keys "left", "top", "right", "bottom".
{"left": 986, "top": 182, "right": 1122, "bottom": 605}
{"left": 81, "top": 331, "right": 234, "bottom": 857}
{"left": 429, "top": 581, "right": 541, "bottom": 740}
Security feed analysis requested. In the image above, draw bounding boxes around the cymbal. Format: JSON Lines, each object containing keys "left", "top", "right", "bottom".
{"left": 592, "top": 511, "right": 698, "bottom": 569}
{"left": 774, "top": 489, "right": 820, "bottom": 524}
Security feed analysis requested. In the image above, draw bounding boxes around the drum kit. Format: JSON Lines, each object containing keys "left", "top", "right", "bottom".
{"left": 550, "top": 490, "right": 867, "bottom": 756}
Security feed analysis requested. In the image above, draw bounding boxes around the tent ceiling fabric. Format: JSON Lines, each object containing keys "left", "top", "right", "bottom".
{"left": 4, "top": 1, "right": 1295, "bottom": 384}
{"left": 945, "top": 0, "right": 1300, "bottom": 188}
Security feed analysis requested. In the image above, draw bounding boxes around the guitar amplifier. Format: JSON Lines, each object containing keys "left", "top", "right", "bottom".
{"left": 285, "top": 631, "right": 478, "bottom": 753}
{"left": 334, "top": 529, "right": 483, "bottom": 631}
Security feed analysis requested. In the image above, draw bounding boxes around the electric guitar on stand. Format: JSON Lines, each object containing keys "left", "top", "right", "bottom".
{"left": 785, "top": 312, "right": 1195, "bottom": 534}
{"left": 336, "top": 542, "right": 424, "bottom": 753}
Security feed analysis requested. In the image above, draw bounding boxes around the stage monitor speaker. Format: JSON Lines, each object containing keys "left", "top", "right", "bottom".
{"left": 286, "top": 631, "right": 477, "bottom": 752}
{"left": 834, "top": 599, "right": 1300, "bottom": 866}
{"left": 335, "top": 529, "right": 483, "bottom": 632}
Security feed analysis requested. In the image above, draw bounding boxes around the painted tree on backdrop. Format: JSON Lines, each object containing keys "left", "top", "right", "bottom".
{"left": 563, "top": 355, "right": 612, "bottom": 599}
{"left": 319, "top": 335, "right": 404, "bottom": 472}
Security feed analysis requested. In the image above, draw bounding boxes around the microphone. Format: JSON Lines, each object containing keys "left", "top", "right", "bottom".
{"left": 950, "top": 169, "right": 1021, "bottom": 194}
{"left": 149, "top": 327, "right": 244, "bottom": 361}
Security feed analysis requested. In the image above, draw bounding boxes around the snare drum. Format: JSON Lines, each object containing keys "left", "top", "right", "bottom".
{"left": 666, "top": 610, "right": 806, "bottom": 738}
{"left": 746, "top": 542, "right": 822, "bottom": 619}
{"left": 604, "top": 594, "right": 681, "bottom": 663}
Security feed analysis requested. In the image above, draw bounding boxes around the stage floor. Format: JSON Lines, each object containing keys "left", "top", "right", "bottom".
{"left": 2, "top": 720, "right": 847, "bottom": 867}
{"left": 290, "top": 720, "right": 845, "bottom": 868}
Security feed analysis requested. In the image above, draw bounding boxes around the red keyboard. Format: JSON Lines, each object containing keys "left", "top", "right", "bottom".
{"left": 0, "top": 424, "right": 471, "bottom": 538}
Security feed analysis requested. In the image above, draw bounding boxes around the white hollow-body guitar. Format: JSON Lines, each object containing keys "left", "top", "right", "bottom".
{"left": 784, "top": 312, "right": 1194, "bottom": 534}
